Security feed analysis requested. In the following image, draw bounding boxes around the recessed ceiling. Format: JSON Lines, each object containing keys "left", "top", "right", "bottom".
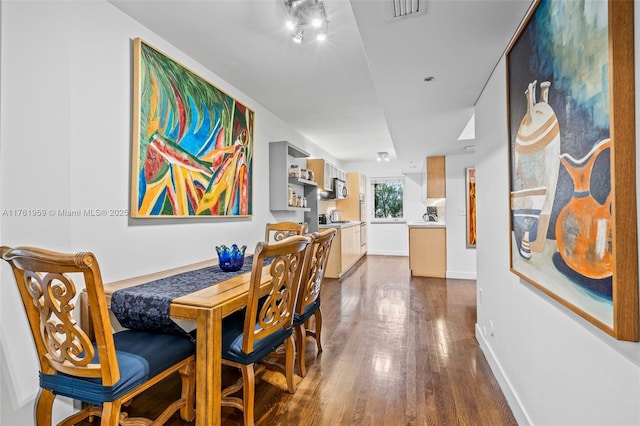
{"left": 109, "top": 0, "right": 531, "bottom": 167}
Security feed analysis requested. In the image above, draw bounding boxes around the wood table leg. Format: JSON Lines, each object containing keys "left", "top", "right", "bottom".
{"left": 195, "top": 307, "right": 222, "bottom": 426}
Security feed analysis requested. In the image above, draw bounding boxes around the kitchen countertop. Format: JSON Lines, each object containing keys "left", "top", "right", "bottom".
{"left": 407, "top": 221, "right": 446, "bottom": 228}
{"left": 319, "top": 221, "right": 361, "bottom": 229}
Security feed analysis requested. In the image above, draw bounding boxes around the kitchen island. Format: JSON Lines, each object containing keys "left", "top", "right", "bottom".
{"left": 320, "top": 221, "right": 365, "bottom": 278}
{"left": 408, "top": 221, "right": 446, "bottom": 278}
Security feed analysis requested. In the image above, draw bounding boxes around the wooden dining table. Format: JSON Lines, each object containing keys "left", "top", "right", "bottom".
{"left": 80, "top": 258, "right": 272, "bottom": 426}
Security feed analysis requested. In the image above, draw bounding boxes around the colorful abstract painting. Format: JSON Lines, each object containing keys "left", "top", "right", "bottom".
{"left": 506, "top": 0, "right": 637, "bottom": 340}
{"left": 465, "top": 167, "right": 476, "bottom": 248}
{"left": 131, "top": 38, "right": 253, "bottom": 217}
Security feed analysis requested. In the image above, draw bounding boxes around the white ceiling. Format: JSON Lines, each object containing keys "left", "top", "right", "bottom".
{"left": 110, "top": 0, "right": 532, "bottom": 170}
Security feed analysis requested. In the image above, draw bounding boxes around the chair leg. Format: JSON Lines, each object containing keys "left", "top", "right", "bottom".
{"left": 179, "top": 357, "right": 196, "bottom": 421}
{"left": 240, "top": 363, "right": 256, "bottom": 426}
{"left": 314, "top": 308, "right": 323, "bottom": 353}
{"left": 35, "top": 388, "right": 55, "bottom": 426}
{"left": 296, "top": 323, "right": 308, "bottom": 377}
{"left": 284, "top": 335, "right": 296, "bottom": 393}
{"left": 100, "top": 401, "right": 122, "bottom": 426}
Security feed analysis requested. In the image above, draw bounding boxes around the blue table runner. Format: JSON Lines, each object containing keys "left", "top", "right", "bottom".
{"left": 111, "top": 256, "right": 259, "bottom": 335}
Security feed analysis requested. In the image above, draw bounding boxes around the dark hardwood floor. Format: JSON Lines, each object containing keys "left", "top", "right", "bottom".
{"left": 89, "top": 255, "right": 516, "bottom": 425}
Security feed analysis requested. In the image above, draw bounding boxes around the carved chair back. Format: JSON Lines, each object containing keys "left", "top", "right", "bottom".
{"left": 296, "top": 228, "right": 337, "bottom": 316}
{"left": 0, "top": 246, "right": 119, "bottom": 383}
{"left": 242, "top": 235, "right": 310, "bottom": 354}
{"left": 264, "top": 221, "right": 308, "bottom": 243}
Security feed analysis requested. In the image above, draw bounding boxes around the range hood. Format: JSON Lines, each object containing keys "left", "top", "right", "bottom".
{"left": 319, "top": 189, "right": 337, "bottom": 199}
{"left": 319, "top": 178, "right": 347, "bottom": 199}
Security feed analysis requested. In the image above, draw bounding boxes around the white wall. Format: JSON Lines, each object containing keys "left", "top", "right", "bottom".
{"left": 342, "top": 161, "right": 423, "bottom": 256}
{"left": 0, "top": 1, "right": 333, "bottom": 424}
{"left": 342, "top": 159, "right": 477, "bottom": 280}
{"left": 474, "top": 4, "right": 640, "bottom": 424}
{"left": 444, "top": 153, "right": 476, "bottom": 279}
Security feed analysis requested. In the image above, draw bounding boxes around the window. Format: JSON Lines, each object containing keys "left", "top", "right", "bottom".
{"left": 371, "top": 177, "right": 404, "bottom": 222}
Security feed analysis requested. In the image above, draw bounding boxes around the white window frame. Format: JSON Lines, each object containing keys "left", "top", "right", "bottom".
{"left": 370, "top": 176, "right": 405, "bottom": 223}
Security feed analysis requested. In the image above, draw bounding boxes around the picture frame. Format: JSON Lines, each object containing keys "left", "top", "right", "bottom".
{"left": 130, "top": 38, "right": 254, "bottom": 218}
{"left": 506, "top": 0, "right": 637, "bottom": 341}
{"left": 465, "top": 167, "right": 476, "bottom": 248}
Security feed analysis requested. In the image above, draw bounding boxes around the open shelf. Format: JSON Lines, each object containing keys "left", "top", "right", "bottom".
{"left": 269, "top": 141, "right": 319, "bottom": 232}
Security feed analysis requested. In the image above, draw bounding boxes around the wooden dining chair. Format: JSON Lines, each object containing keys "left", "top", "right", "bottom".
{"left": 220, "top": 235, "right": 311, "bottom": 426}
{"left": 264, "top": 221, "right": 308, "bottom": 242}
{"left": 0, "top": 246, "right": 196, "bottom": 426}
{"left": 294, "top": 228, "right": 337, "bottom": 377}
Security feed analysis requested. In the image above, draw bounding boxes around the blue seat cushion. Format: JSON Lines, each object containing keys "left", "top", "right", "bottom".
{"left": 221, "top": 309, "right": 293, "bottom": 365}
{"left": 293, "top": 298, "right": 320, "bottom": 325}
{"left": 40, "top": 330, "right": 195, "bottom": 406}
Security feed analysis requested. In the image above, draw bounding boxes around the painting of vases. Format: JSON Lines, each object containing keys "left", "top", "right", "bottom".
{"left": 506, "top": 0, "right": 637, "bottom": 341}
{"left": 511, "top": 80, "right": 560, "bottom": 255}
{"left": 554, "top": 139, "right": 612, "bottom": 281}
{"left": 510, "top": 186, "right": 547, "bottom": 259}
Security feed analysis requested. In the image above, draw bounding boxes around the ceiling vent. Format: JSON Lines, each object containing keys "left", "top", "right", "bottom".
{"left": 386, "top": 0, "right": 427, "bottom": 22}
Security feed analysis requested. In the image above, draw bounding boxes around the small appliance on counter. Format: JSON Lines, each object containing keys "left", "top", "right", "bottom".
{"left": 319, "top": 214, "right": 328, "bottom": 224}
{"left": 330, "top": 209, "right": 342, "bottom": 223}
{"left": 423, "top": 206, "right": 439, "bottom": 222}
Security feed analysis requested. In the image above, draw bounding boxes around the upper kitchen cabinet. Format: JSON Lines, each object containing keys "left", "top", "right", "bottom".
{"left": 425, "top": 156, "right": 446, "bottom": 199}
{"left": 269, "top": 141, "right": 318, "bottom": 231}
{"left": 307, "top": 158, "right": 346, "bottom": 192}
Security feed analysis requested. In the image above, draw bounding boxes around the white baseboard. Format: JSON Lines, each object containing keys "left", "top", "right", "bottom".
{"left": 475, "top": 324, "right": 531, "bottom": 426}
{"left": 446, "top": 271, "right": 477, "bottom": 280}
{"left": 366, "top": 251, "right": 408, "bottom": 256}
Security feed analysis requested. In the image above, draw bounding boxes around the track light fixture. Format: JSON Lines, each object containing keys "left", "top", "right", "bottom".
{"left": 284, "top": 0, "right": 329, "bottom": 44}
{"left": 377, "top": 152, "right": 390, "bottom": 162}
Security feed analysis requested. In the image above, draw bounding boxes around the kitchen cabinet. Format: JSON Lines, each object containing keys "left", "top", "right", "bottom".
{"left": 269, "top": 141, "right": 318, "bottom": 232}
{"left": 335, "top": 171, "right": 366, "bottom": 221}
{"left": 307, "top": 158, "right": 346, "bottom": 192}
{"left": 425, "top": 156, "right": 446, "bottom": 199}
{"left": 334, "top": 172, "right": 368, "bottom": 259}
{"left": 324, "top": 223, "right": 364, "bottom": 279}
{"left": 408, "top": 224, "right": 446, "bottom": 278}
